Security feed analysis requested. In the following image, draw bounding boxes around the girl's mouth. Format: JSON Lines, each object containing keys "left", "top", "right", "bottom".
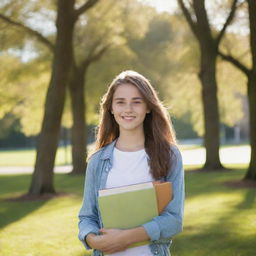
{"left": 122, "top": 116, "right": 136, "bottom": 120}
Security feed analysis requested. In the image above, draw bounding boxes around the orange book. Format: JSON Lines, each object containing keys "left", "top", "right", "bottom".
{"left": 153, "top": 181, "right": 173, "bottom": 214}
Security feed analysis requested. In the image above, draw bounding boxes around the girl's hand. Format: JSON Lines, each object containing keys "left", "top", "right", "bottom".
{"left": 86, "top": 226, "right": 149, "bottom": 254}
{"left": 96, "top": 228, "right": 130, "bottom": 254}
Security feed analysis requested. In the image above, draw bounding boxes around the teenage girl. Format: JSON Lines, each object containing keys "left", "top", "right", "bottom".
{"left": 78, "top": 70, "right": 184, "bottom": 256}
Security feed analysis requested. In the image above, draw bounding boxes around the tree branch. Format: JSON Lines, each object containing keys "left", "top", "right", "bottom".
{"left": 218, "top": 50, "right": 251, "bottom": 76}
{"left": 74, "top": 0, "right": 100, "bottom": 20}
{"left": 215, "top": 0, "right": 238, "bottom": 46}
{"left": 0, "top": 13, "right": 55, "bottom": 52}
{"left": 177, "top": 0, "right": 198, "bottom": 38}
{"left": 80, "top": 42, "right": 110, "bottom": 71}
{"left": 88, "top": 44, "right": 109, "bottom": 63}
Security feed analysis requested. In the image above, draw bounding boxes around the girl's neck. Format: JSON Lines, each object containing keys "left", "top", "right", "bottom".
{"left": 115, "top": 132, "right": 145, "bottom": 152}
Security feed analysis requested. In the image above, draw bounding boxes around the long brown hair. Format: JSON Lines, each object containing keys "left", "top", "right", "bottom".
{"left": 95, "top": 70, "right": 177, "bottom": 179}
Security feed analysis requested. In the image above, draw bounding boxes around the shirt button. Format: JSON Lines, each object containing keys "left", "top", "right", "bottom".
{"left": 154, "top": 250, "right": 159, "bottom": 255}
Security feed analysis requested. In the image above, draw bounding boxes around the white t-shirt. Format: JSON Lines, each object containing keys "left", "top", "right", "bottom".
{"left": 105, "top": 147, "right": 154, "bottom": 256}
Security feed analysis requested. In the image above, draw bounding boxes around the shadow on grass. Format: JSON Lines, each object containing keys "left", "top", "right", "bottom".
{"left": 0, "top": 174, "right": 49, "bottom": 229}
{"left": 0, "top": 199, "right": 48, "bottom": 230}
{"left": 237, "top": 188, "right": 256, "bottom": 209}
{"left": 172, "top": 169, "right": 256, "bottom": 256}
{"left": 173, "top": 231, "right": 256, "bottom": 256}
{"left": 184, "top": 168, "right": 252, "bottom": 199}
{"left": 0, "top": 173, "right": 84, "bottom": 230}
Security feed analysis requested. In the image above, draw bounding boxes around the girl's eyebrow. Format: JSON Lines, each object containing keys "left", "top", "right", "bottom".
{"left": 113, "top": 97, "right": 143, "bottom": 101}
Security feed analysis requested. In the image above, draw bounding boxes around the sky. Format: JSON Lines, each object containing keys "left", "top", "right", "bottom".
{"left": 139, "top": 0, "right": 178, "bottom": 13}
{"left": 140, "top": 0, "right": 248, "bottom": 35}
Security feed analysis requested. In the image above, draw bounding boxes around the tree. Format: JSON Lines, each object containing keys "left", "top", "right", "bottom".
{"left": 177, "top": 0, "right": 238, "bottom": 170}
{"left": 0, "top": 0, "right": 152, "bottom": 177}
{"left": 218, "top": 0, "right": 256, "bottom": 180}
{"left": 69, "top": 0, "right": 125, "bottom": 174}
{"left": 29, "top": 0, "right": 100, "bottom": 194}
{"left": 1, "top": 0, "right": 100, "bottom": 194}
{"left": 81, "top": 8, "right": 246, "bottom": 144}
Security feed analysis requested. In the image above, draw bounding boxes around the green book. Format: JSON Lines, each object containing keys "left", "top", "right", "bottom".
{"left": 98, "top": 182, "right": 158, "bottom": 248}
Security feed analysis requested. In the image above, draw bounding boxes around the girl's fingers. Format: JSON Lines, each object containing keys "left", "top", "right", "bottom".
{"left": 99, "top": 228, "right": 107, "bottom": 233}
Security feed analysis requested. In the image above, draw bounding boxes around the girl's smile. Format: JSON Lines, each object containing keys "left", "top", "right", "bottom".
{"left": 122, "top": 116, "right": 136, "bottom": 120}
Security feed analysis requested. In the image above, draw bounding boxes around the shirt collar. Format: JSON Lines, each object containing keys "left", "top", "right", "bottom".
{"left": 100, "top": 139, "right": 117, "bottom": 161}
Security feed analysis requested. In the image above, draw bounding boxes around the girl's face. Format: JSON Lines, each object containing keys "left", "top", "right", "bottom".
{"left": 111, "top": 83, "right": 150, "bottom": 133}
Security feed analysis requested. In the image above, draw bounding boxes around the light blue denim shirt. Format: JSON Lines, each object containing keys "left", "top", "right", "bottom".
{"left": 78, "top": 140, "right": 185, "bottom": 256}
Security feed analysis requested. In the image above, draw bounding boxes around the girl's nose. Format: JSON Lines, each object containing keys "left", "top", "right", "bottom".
{"left": 124, "top": 103, "right": 133, "bottom": 112}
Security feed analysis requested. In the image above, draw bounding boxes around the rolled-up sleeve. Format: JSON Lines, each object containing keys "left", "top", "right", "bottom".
{"left": 142, "top": 145, "right": 185, "bottom": 241}
{"left": 78, "top": 156, "right": 100, "bottom": 249}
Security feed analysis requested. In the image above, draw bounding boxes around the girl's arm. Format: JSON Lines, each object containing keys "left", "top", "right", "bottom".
{"left": 78, "top": 156, "right": 101, "bottom": 249}
{"left": 142, "top": 145, "right": 185, "bottom": 241}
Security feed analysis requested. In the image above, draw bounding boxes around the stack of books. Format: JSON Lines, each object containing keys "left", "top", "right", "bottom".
{"left": 98, "top": 181, "right": 173, "bottom": 247}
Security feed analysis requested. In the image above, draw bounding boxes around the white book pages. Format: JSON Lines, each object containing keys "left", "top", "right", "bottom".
{"left": 99, "top": 182, "right": 153, "bottom": 197}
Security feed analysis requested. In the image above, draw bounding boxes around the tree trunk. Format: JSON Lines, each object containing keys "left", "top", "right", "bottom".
{"left": 198, "top": 47, "right": 224, "bottom": 170}
{"left": 177, "top": 0, "right": 227, "bottom": 171}
{"left": 244, "top": 74, "right": 256, "bottom": 180}
{"left": 29, "top": 0, "right": 75, "bottom": 195}
{"left": 69, "top": 66, "right": 88, "bottom": 175}
{"left": 216, "top": 0, "right": 256, "bottom": 179}
{"left": 244, "top": 0, "right": 256, "bottom": 180}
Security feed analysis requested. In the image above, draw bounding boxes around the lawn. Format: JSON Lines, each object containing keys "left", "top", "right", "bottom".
{"left": 0, "top": 166, "right": 255, "bottom": 255}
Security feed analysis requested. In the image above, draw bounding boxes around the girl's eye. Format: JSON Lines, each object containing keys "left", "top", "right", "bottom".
{"left": 116, "top": 101, "right": 124, "bottom": 104}
{"left": 134, "top": 101, "right": 142, "bottom": 104}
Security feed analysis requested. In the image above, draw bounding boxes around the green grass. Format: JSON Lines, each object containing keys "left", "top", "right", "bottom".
{"left": 172, "top": 168, "right": 256, "bottom": 256}
{"left": 0, "top": 167, "right": 255, "bottom": 256}
{"left": 0, "top": 173, "right": 89, "bottom": 256}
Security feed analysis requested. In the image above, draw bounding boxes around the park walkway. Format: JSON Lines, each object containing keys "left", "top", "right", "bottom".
{"left": 0, "top": 165, "right": 72, "bottom": 174}
{"left": 0, "top": 145, "right": 250, "bottom": 174}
